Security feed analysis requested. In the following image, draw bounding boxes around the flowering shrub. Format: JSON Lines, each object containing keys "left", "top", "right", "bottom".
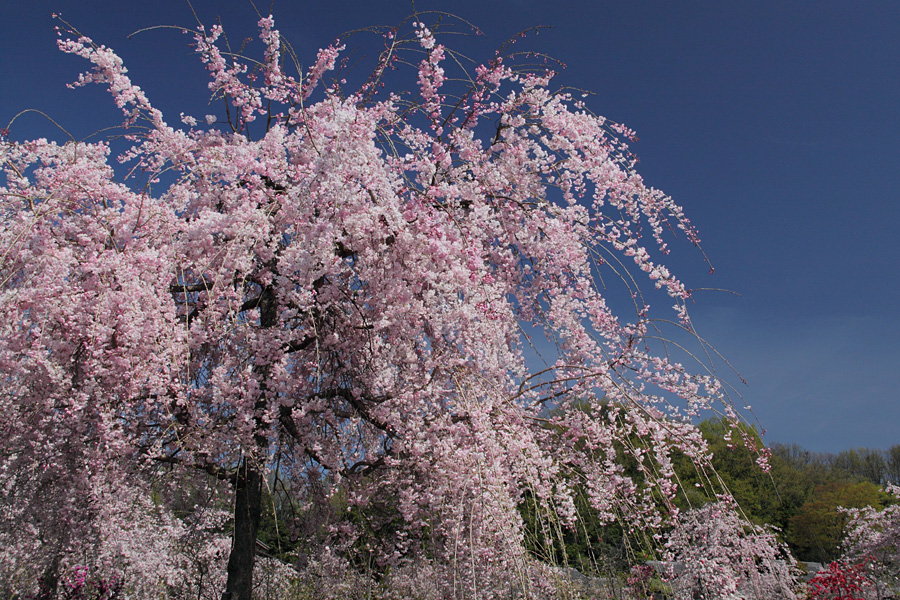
{"left": 24, "top": 567, "right": 122, "bottom": 600}
{"left": 625, "top": 564, "right": 656, "bottom": 599}
{"left": 58, "top": 568, "right": 121, "bottom": 600}
{"left": 838, "top": 485, "right": 900, "bottom": 600}
{"left": 807, "top": 560, "right": 873, "bottom": 600}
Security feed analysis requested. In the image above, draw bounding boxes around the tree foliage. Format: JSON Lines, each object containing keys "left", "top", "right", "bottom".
{"left": 788, "top": 482, "right": 886, "bottom": 563}
{"left": 1, "top": 11, "right": 753, "bottom": 599}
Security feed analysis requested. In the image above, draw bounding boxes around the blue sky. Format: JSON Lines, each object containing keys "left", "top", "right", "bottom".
{"left": 2, "top": 1, "right": 898, "bottom": 453}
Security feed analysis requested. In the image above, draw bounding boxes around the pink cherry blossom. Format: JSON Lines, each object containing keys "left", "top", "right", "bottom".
{"left": 0, "top": 12, "right": 757, "bottom": 599}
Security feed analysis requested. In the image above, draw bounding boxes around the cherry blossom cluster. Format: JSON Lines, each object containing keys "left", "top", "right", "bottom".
{"left": 664, "top": 502, "right": 800, "bottom": 599}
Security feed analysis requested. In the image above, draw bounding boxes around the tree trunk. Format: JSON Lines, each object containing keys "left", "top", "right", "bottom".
{"left": 38, "top": 553, "right": 60, "bottom": 600}
{"left": 223, "top": 282, "right": 277, "bottom": 600}
{"left": 223, "top": 459, "right": 264, "bottom": 600}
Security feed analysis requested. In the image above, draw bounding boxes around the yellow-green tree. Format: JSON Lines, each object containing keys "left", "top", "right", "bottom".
{"left": 787, "top": 481, "right": 887, "bottom": 563}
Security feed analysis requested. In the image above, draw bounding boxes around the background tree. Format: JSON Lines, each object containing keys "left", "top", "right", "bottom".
{"left": 669, "top": 419, "right": 780, "bottom": 522}
{"left": 886, "top": 446, "right": 900, "bottom": 485}
{"left": 788, "top": 482, "right": 887, "bottom": 563}
{"left": 833, "top": 449, "right": 889, "bottom": 486}
{"left": 1, "top": 11, "right": 751, "bottom": 599}
{"left": 672, "top": 421, "right": 818, "bottom": 533}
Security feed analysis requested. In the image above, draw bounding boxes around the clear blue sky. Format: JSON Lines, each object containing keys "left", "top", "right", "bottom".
{"left": 3, "top": 0, "right": 898, "bottom": 453}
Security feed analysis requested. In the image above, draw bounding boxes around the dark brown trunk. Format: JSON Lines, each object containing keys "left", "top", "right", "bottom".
{"left": 223, "top": 283, "right": 277, "bottom": 600}
{"left": 37, "top": 553, "right": 60, "bottom": 600}
{"left": 222, "top": 459, "right": 264, "bottom": 600}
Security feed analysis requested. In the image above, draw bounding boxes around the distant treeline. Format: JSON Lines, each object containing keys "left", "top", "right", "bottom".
{"left": 772, "top": 442, "right": 900, "bottom": 487}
